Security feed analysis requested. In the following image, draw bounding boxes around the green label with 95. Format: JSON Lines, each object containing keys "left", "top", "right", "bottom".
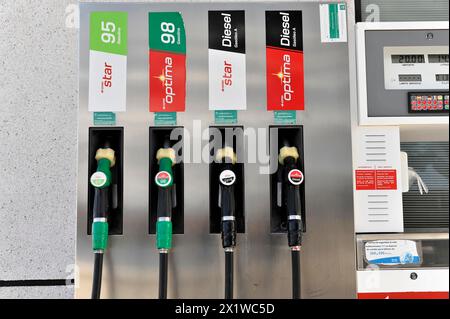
{"left": 90, "top": 11, "right": 128, "bottom": 55}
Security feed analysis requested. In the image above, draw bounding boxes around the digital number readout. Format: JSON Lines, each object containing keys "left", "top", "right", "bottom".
{"left": 391, "top": 54, "right": 425, "bottom": 64}
{"left": 399, "top": 74, "right": 422, "bottom": 82}
{"left": 429, "top": 54, "right": 449, "bottom": 63}
{"left": 436, "top": 74, "right": 449, "bottom": 82}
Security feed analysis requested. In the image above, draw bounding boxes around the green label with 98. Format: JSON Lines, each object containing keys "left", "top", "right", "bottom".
{"left": 148, "top": 12, "right": 186, "bottom": 54}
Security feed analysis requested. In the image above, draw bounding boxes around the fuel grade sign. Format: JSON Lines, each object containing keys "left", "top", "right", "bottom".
{"left": 265, "top": 11, "right": 305, "bottom": 111}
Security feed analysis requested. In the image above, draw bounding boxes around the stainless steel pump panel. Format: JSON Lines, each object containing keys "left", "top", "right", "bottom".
{"left": 77, "top": 2, "right": 355, "bottom": 298}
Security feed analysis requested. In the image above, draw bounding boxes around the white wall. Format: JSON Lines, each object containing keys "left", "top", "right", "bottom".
{"left": 0, "top": 0, "right": 78, "bottom": 298}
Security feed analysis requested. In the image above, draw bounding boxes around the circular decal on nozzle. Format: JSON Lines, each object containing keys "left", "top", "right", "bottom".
{"left": 219, "top": 170, "right": 236, "bottom": 186}
{"left": 90, "top": 172, "right": 107, "bottom": 188}
{"left": 155, "top": 171, "right": 172, "bottom": 188}
{"left": 288, "top": 169, "right": 304, "bottom": 185}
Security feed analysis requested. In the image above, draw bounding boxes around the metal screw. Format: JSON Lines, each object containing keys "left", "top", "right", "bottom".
{"left": 410, "top": 272, "right": 418, "bottom": 280}
{"left": 426, "top": 32, "right": 434, "bottom": 40}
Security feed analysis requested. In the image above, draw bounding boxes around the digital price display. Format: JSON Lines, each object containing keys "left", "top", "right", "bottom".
{"left": 399, "top": 74, "right": 422, "bottom": 82}
{"left": 428, "top": 54, "right": 449, "bottom": 63}
{"left": 391, "top": 54, "right": 425, "bottom": 64}
{"left": 436, "top": 74, "right": 449, "bottom": 82}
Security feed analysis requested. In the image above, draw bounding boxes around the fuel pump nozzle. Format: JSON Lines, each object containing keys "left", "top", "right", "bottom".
{"left": 90, "top": 142, "right": 116, "bottom": 299}
{"left": 216, "top": 146, "right": 238, "bottom": 299}
{"left": 154, "top": 138, "right": 177, "bottom": 299}
{"left": 278, "top": 144, "right": 303, "bottom": 299}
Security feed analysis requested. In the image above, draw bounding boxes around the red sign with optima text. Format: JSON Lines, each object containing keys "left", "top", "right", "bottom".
{"left": 149, "top": 51, "right": 186, "bottom": 112}
{"left": 265, "top": 11, "right": 305, "bottom": 111}
{"left": 266, "top": 49, "right": 304, "bottom": 110}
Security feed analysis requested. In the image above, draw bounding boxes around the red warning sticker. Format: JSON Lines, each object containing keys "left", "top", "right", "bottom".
{"left": 355, "top": 170, "right": 376, "bottom": 190}
{"left": 376, "top": 170, "right": 397, "bottom": 190}
{"left": 355, "top": 170, "right": 397, "bottom": 191}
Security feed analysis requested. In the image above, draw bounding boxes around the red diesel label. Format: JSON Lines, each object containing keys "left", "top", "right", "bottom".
{"left": 149, "top": 51, "right": 186, "bottom": 112}
{"left": 265, "top": 11, "right": 304, "bottom": 111}
{"left": 355, "top": 169, "right": 397, "bottom": 191}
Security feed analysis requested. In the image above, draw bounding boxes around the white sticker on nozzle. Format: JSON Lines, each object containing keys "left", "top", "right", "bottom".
{"left": 155, "top": 171, "right": 172, "bottom": 188}
{"left": 219, "top": 170, "right": 236, "bottom": 186}
{"left": 90, "top": 171, "right": 107, "bottom": 188}
{"left": 288, "top": 169, "right": 304, "bottom": 186}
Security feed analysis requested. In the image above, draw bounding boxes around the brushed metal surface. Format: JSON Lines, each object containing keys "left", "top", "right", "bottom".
{"left": 77, "top": 1, "right": 356, "bottom": 298}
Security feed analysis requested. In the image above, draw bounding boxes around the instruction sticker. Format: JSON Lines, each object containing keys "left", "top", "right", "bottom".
{"left": 154, "top": 112, "right": 177, "bottom": 126}
{"left": 265, "top": 11, "right": 304, "bottom": 111}
{"left": 319, "top": 3, "right": 347, "bottom": 43}
{"left": 208, "top": 11, "right": 247, "bottom": 111}
{"left": 214, "top": 110, "right": 238, "bottom": 124}
{"left": 88, "top": 12, "right": 128, "bottom": 112}
{"left": 274, "top": 110, "right": 296, "bottom": 124}
{"left": 93, "top": 112, "right": 116, "bottom": 125}
{"left": 149, "top": 12, "right": 186, "bottom": 113}
{"left": 365, "top": 240, "right": 420, "bottom": 265}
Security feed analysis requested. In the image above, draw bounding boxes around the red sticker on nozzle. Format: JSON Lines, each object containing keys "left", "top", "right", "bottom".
{"left": 288, "top": 169, "right": 304, "bottom": 185}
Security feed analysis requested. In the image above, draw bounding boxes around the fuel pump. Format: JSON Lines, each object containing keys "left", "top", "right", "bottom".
{"left": 154, "top": 138, "right": 177, "bottom": 299}
{"left": 278, "top": 143, "right": 304, "bottom": 299}
{"left": 216, "top": 146, "right": 238, "bottom": 299}
{"left": 89, "top": 142, "right": 116, "bottom": 299}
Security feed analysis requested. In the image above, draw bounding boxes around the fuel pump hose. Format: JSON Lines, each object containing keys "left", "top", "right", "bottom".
{"left": 279, "top": 146, "right": 303, "bottom": 299}
{"left": 216, "top": 147, "right": 237, "bottom": 299}
{"left": 155, "top": 147, "right": 176, "bottom": 299}
{"left": 90, "top": 146, "right": 115, "bottom": 299}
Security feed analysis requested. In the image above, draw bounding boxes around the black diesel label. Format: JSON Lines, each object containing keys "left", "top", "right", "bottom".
{"left": 208, "top": 11, "right": 246, "bottom": 54}
{"left": 265, "top": 10, "right": 303, "bottom": 51}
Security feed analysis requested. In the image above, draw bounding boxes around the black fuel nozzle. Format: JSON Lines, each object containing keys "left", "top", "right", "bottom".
{"left": 279, "top": 145, "right": 303, "bottom": 248}
{"left": 217, "top": 147, "right": 237, "bottom": 250}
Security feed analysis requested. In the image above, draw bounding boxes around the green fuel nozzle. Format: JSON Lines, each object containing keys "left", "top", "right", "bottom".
{"left": 155, "top": 145, "right": 176, "bottom": 251}
{"left": 90, "top": 145, "right": 116, "bottom": 252}
{"left": 154, "top": 140, "right": 177, "bottom": 300}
